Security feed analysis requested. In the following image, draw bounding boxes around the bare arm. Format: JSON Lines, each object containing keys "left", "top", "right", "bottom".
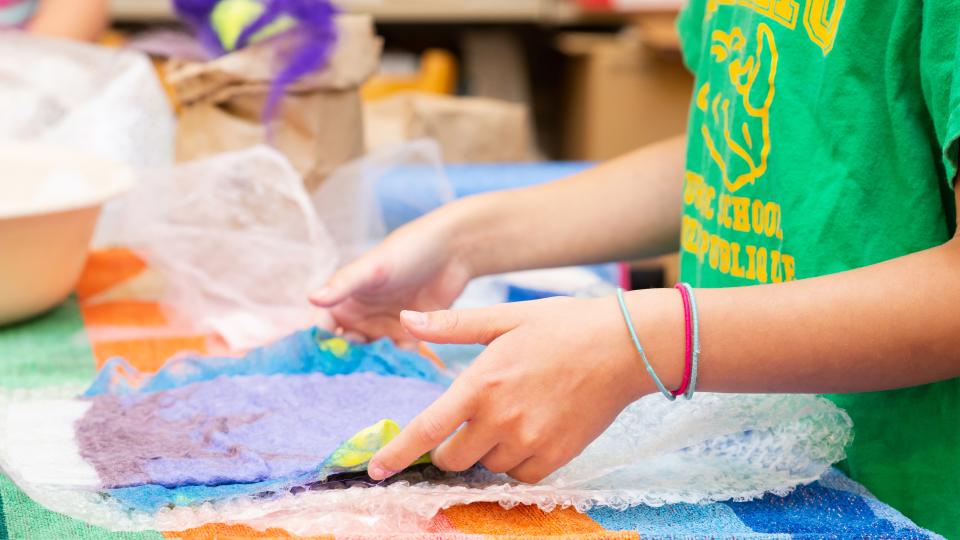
{"left": 313, "top": 136, "right": 687, "bottom": 342}
{"left": 26, "top": 0, "right": 108, "bottom": 42}
{"left": 365, "top": 181, "right": 960, "bottom": 484}
{"left": 631, "top": 192, "right": 960, "bottom": 395}
{"left": 451, "top": 135, "right": 687, "bottom": 276}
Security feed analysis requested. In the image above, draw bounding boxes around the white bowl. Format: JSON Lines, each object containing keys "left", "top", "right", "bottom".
{"left": 0, "top": 144, "right": 134, "bottom": 325}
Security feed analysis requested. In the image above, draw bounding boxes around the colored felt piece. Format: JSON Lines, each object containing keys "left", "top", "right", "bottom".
{"left": 76, "top": 371, "right": 445, "bottom": 489}
{"left": 83, "top": 328, "right": 449, "bottom": 398}
{"left": 68, "top": 327, "right": 449, "bottom": 513}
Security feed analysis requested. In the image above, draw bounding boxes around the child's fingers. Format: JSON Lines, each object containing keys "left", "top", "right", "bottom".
{"left": 334, "top": 311, "right": 412, "bottom": 346}
{"left": 429, "top": 421, "right": 498, "bottom": 473}
{"left": 507, "top": 455, "right": 556, "bottom": 485}
{"left": 367, "top": 380, "right": 477, "bottom": 480}
{"left": 479, "top": 443, "right": 531, "bottom": 474}
{"left": 310, "top": 309, "right": 337, "bottom": 332}
{"left": 400, "top": 306, "right": 519, "bottom": 345}
{"left": 309, "top": 257, "right": 389, "bottom": 307}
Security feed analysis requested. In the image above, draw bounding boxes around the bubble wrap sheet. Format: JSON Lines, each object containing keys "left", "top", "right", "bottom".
{"left": 0, "top": 330, "right": 852, "bottom": 536}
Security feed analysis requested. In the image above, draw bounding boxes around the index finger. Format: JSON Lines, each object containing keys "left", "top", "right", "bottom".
{"left": 367, "top": 380, "right": 476, "bottom": 480}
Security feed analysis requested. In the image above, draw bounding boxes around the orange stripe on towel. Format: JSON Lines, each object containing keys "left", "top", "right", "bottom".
{"left": 81, "top": 300, "right": 169, "bottom": 327}
{"left": 438, "top": 503, "right": 634, "bottom": 539}
{"left": 163, "top": 524, "right": 333, "bottom": 540}
{"left": 75, "top": 248, "right": 147, "bottom": 300}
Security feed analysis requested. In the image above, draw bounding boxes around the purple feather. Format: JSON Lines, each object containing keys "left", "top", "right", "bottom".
{"left": 172, "top": 0, "right": 339, "bottom": 123}
{"left": 172, "top": 0, "right": 228, "bottom": 56}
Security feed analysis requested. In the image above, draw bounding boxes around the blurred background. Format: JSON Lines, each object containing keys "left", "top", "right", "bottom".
{"left": 109, "top": 0, "right": 692, "bottom": 163}
{"left": 0, "top": 0, "right": 692, "bottom": 332}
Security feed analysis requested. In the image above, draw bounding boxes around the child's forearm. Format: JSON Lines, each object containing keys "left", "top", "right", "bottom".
{"left": 27, "top": 0, "right": 108, "bottom": 41}
{"left": 628, "top": 236, "right": 960, "bottom": 396}
{"left": 447, "top": 135, "right": 687, "bottom": 278}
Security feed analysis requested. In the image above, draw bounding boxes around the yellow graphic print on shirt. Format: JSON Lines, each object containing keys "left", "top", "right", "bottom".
{"left": 699, "top": 24, "right": 777, "bottom": 193}
{"left": 706, "top": 0, "right": 845, "bottom": 54}
{"left": 682, "top": 22, "right": 794, "bottom": 284}
{"left": 680, "top": 0, "right": 846, "bottom": 285}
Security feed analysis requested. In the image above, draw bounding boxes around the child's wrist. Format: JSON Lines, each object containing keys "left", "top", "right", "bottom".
{"left": 619, "top": 288, "right": 687, "bottom": 401}
{"left": 439, "top": 192, "right": 512, "bottom": 279}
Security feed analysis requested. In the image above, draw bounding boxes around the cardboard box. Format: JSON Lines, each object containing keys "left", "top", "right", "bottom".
{"left": 364, "top": 92, "right": 533, "bottom": 163}
{"left": 558, "top": 21, "right": 692, "bottom": 160}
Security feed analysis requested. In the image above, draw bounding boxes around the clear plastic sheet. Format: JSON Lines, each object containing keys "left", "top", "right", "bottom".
{"left": 0, "top": 383, "right": 851, "bottom": 536}
{"left": 312, "top": 138, "right": 454, "bottom": 261}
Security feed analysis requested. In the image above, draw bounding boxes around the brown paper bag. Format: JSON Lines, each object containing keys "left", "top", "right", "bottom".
{"left": 166, "top": 15, "right": 382, "bottom": 189}
{"left": 364, "top": 92, "right": 533, "bottom": 163}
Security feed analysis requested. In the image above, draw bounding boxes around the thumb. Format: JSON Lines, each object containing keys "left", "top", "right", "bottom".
{"left": 309, "top": 257, "right": 388, "bottom": 307}
{"left": 400, "top": 306, "right": 518, "bottom": 345}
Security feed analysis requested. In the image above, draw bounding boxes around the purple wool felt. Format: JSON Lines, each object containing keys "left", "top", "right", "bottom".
{"left": 75, "top": 372, "right": 445, "bottom": 489}
{"left": 172, "top": 0, "right": 338, "bottom": 122}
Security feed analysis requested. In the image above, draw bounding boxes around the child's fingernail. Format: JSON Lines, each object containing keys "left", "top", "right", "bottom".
{"left": 368, "top": 462, "right": 397, "bottom": 481}
{"left": 401, "top": 310, "right": 428, "bottom": 327}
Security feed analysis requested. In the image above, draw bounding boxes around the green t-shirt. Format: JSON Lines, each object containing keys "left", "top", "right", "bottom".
{"left": 676, "top": 1, "right": 960, "bottom": 536}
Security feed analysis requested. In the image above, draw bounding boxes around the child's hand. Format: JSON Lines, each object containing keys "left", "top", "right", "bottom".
{"left": 366, "top": 292, "right": 679, "bottom": 483}
{"left": 309, "top": 209, "right": 474, "bottom": 347}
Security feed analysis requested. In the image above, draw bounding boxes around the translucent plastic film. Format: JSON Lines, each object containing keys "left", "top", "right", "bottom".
{"left": 312, "top": 138, "right": 454, "bottom": 261}
{"left": 0, "top": 328, "right": 852, "bottom": 536}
